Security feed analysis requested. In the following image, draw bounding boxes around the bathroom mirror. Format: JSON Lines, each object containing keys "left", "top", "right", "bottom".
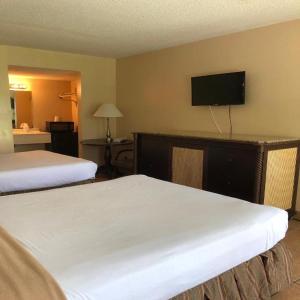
{"left": 10, "top": 90, "right": 33, "bottom": 129}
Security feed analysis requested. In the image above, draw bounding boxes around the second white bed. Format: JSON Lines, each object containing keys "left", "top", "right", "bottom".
{"left": 0, "top": 175, "right": 288, "bottom": 300}
{"left": 0, "top": 150, "right": 97, "bottom": 193}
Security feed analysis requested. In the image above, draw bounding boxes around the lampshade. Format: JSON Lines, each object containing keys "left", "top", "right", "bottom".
{"left": 93, "top": 103, "right": 123, "bottom": 118}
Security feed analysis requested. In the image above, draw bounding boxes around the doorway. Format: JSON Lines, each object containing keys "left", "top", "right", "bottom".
{"left": 8, "top": 66, "right": 81, "bottom": 156}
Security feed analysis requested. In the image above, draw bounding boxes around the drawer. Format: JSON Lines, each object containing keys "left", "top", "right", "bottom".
{"left": 137, "top": 135, "right": 170, "bottom": 180}
{"left": 206, "top": 146, "right": 258, "bottom": 202}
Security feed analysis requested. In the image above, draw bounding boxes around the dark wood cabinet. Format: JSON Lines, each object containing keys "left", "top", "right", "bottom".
{"left": 46, "top": 121, "right": 78, "bottom": 157}
{"left": 206, "top": 145, "right": 259, "bottom": 202}
{"left": 47, "top": 132, "right": 78, "bottom": 157}
{"left": 134, "top": 131, "right": 300, "bottom": 217}
{"left": 137, "top": 134, "right": 170, "bottom": 180}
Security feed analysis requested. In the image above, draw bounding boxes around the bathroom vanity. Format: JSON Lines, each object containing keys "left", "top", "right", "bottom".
{"left": 13, "top": 129, "right": 51, "bottom": 152}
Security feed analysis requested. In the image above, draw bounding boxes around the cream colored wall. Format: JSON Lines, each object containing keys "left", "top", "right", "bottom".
{"left": 71, "top": 79, "right": 80, "bottom": 132}
{"left": 0, "top": 45, "right": 116, "bottom": 164}
{"left": 30, "top": 79, "right": 72, "bottom": 130}
{"left": 0, "top": 46, "right": 13, "bottom": 153}
{"left": 116, "top": 20, "right": 300, "bottom": 209}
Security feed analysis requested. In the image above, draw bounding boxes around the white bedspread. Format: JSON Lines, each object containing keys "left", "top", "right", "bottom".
{"left": 0, "top": 150, "right": 97, "bottom": 192}
{"left": 0, "top": 175, "right": 288, "bottom": 300}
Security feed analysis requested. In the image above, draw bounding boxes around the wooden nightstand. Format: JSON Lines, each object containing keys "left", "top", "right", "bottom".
{"left": 81, "top": 138, "right": 133, "bottom": 178}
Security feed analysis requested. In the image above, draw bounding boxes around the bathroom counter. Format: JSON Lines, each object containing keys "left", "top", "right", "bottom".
{"left": 13, "top": 129, "right": 51, "bottom": 145}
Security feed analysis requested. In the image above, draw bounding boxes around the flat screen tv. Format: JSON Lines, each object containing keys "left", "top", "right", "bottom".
{"left": 192, "top": 71, "right": 245, "bottom": 106}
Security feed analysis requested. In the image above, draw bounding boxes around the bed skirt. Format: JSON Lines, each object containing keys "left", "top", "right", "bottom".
{"left": 172, "top": 241, "right": 292, "bottom": 300}
{"left": 0, "top": 179, "right": 95, "bottom": 196}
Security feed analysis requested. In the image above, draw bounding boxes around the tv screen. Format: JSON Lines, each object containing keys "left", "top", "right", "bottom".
{"left": 191, "top": 71, "right": 245, "bottom": 106}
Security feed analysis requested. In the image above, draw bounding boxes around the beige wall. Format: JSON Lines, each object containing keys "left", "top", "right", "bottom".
{"left": 30, "top": 79, "right": 73, "bottom": 130}
{"left": 0, "top": 46, "right": 116, "bottom": 164}
{"left": 116, "top": 20, "right": 300, "bottom": 209}
{"left": 71, "top": 79, "right": 80, "bottom": 132}
{"left": 0, "top": 46, "right": 13, "bottom": 153}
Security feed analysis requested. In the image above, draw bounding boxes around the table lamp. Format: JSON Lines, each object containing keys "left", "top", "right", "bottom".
{"left": 94, "top": 103, "right": 123, "bottom": 143}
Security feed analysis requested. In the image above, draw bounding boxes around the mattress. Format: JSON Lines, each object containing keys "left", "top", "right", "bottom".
{"left": 0, "top": 175, "right": 288, "bottom": 300}
{"left": 0, "top": 150, "right": 97, "bottom": 193}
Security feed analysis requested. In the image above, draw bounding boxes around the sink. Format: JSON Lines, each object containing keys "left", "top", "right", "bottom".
{"left": 13, "top": 128, "right": 44, "bottom": 134}
{"left": 13, "top": 128, "right": 51, "bottom": 145}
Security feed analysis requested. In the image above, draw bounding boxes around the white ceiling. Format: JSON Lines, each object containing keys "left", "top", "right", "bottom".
{"left": 0, "top": 0, "right": 299, "bottom": 58}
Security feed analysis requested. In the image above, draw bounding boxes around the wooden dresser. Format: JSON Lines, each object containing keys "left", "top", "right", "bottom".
{"left": 134, "top": 131, "right": 300, "bottom": 216}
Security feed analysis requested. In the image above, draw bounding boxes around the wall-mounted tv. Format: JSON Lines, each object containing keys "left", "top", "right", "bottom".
{"left": 191, "top": 71, "right": 245, "bottom": 106}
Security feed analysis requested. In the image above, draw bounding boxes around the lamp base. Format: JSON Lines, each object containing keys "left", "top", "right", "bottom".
{"left": 106, "top": 136, "right": 112, "bottom": 143}
{"left": 106, "top": 118, "right": 112, "bottom": 143}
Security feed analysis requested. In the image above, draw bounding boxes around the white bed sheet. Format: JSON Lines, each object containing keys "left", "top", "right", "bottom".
{"left": 0, "top": 150, "right": 97, "bottom": 192}
{"left": 0, "top": 175, "right": 288, "bottom": 300}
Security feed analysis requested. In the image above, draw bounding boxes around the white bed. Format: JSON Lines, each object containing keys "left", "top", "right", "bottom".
{"left": 0, "top": 150, "right": 97, "bottom": 193}
{"left": 0, "top": 175, "right": 288, "bottom": 300}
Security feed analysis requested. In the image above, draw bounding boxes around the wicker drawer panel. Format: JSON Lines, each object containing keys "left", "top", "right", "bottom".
{"left": 264, "top": 147, "right": 297, "bottom": 210}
